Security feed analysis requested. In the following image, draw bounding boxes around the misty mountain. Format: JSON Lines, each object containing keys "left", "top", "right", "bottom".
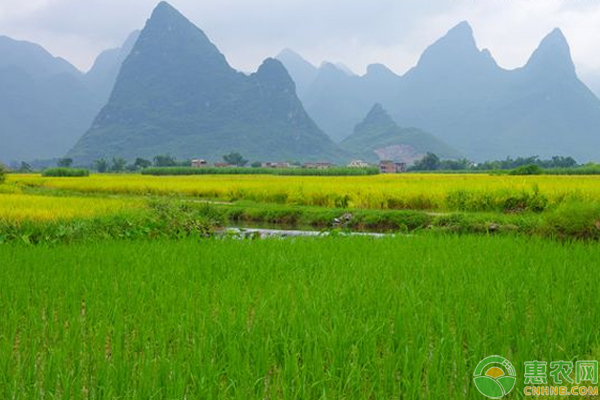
{"left": 0, "top": 36, "right": 101, "bottom": 162}
{"left": 341, "top": 104, "right": 460, "bottom": 163}
{"left": 275, "top": 49, "right": 319, "bottom": 97}
{"left": 84, "top": 31, "right": 140, "bottom": 104}
{"left": 280, "top": 22, "right": 600, "bottom": 162}
{"left": 0, "top": 33, "right": 136, "bottom": 163}
{"left": 69, "top": 2, "right": 343, "bottom": 164}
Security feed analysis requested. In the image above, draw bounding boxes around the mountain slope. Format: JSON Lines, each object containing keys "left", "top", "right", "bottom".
{"left": 0, "top": 37, "right": 103, "bottom": 162}
{"left": 275, "top": 49, "right": 318, "bottom": 97}
{"left": 341, "top": 104, "right": 460, "bottom": 163}
{"left": 0, "top": 33, "right": 138, "bottom": 163}
{"left": 69, "top": 2, "right": 343, "bottom": 163}
{"left": 84, "top": 30, "right": 140, "bottom": 104}
{"left": 285, "top": 23, "right": 600, "bottom": 162}
{"left": 0, "top": 35, "right": 81, "bottom": 78}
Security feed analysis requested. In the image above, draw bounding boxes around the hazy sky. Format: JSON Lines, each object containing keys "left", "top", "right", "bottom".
{"left": 2, "top": 0, "right": 600, "bottom": 81}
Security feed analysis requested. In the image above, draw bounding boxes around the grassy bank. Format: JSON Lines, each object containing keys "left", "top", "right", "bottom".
{"left": 1, "top": 235, "right": 598, "bottom": 399}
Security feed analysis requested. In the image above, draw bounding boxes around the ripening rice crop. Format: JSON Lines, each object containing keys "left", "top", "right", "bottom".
{"left": 0, "top": 193, "right": 143, "bottom": 222}
{"left": 9, "top": 173, "right": 600, "bottom": 212}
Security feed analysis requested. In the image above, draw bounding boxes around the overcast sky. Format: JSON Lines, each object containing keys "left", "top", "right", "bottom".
{"left": 1, "top": 0, "right": 600, "bottom": 81}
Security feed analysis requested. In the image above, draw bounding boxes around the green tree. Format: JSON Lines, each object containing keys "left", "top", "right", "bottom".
{"left": 223, "top": 152, "right": 248, "bottom": 167}
{"left": 251, "top": 161, "right": 262, "bottom": 168}
{"left": 18, "top": 162, "right": 33, "bottom": 173}
{"left": 134, "top": 158, "right": 152, "bottom": 169}
{"left": 57, "top": 157, "right": 73, "bottom": 168}
{"left": 94, "top": 158, "right": 109, "bottom": 173}
{"left": 0, "top": 162, "right": 6, "bottom": 183}
{"left": 153, "top": 154, "right": 177, "bottom": 167}
{"left": 412, "top": 153, "right": 440, "bottom": 171}
{"left": 110, "top": 157, "right": 127, "bottom": 173}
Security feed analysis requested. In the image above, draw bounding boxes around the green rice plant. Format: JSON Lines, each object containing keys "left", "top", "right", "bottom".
{"left": 540, "top": 200, "right": 600, "bottom": 239}
{"left": 545, "top": 164, "right": 600, "bottom": 175}
{"left": 42, "top": 167, "right": 90, "bottom": 177}
{"left": 1, "top": 235, "right": 598, "bottom": 398}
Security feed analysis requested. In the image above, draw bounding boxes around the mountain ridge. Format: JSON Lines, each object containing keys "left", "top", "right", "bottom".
{"left": 279, "top": 22, "right": 600, "bottom": 161}
{"left": 68, "top": 2, "right": 345, "bottom": 163}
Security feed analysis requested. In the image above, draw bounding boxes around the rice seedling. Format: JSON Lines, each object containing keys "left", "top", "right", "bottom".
{"left": 1, "top": 235, "right": 598, "bottom": 399}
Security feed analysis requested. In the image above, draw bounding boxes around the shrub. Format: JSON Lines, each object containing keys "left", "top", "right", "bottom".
{"left": 509, "top": 164, "right": 543, "bottom": 175}
{"left": 42, "top": 168, "right": 89, "bottom": 177}
{"left": 0, "top": 163, "right": 6, "bottom": 183}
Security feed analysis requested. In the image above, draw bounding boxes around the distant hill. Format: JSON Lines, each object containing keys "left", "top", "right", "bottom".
{"left": 341, "top": 104, "right": 460, "bottom": 163}
{"left": 69, "top": 2, "right": 344, "bottom": 164}
{"left": 0, "top": 36, "right": 101, "bottom": 162}
{"left": 279, "top": 22, "right": 600, "bottom": 162}
{"left": 0, "top": 33, "right": 136, "bottom": 163}
{"left": 84, "top": 30, "right": 140, "bottom": 104}
{"left": 275, "top": 49, "right": 319, "bottom": 98}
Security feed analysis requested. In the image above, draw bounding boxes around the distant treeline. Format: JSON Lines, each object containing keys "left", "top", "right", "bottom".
{"left": 408, "top": 153, "right": 599, "bottom": 173}
{"left": 142, "top": 166, "right": 380, "bottom": 177}
{"left": 410, "top": 154, "right": 580, "bottom": 171}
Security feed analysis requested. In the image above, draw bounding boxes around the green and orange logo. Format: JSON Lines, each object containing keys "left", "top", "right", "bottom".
{"left": 473, "top": 355, "right": 517, "bottom": 399}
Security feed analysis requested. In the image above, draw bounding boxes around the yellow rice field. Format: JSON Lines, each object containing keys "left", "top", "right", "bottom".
{"left": 0, "top": 193, "right": 142, "bottom": 222}
{"left": 7, "top": 173, "right": 600, "bottom": 211}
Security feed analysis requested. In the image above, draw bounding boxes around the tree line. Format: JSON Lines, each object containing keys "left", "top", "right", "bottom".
{"left": 409, "top": 153, "right": 581, "bottom": 171}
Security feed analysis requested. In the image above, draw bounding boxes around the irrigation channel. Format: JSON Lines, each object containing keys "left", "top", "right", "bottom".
{"left": 222, "top": 227, "right": 393, "bottom": 238}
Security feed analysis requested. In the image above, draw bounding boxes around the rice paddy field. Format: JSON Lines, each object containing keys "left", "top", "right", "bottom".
{"left": 1, "top": 172, "right": 600, "bottom": 399}
{"left": 8, "top": 173, "right": 600, "bottom": 211}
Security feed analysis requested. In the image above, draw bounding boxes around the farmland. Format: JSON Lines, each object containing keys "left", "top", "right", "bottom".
{"left": 2, "top": 235, "right": 600, "bottom": 399}
{"left": 1, "top": 172, "right": 600, "bottom": 398}
{"left": 8, "top": 173, "right": 600, "bottom": 212}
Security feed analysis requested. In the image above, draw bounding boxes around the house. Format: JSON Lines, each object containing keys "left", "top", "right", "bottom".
{"left": 304, "top": 162, "right": 334, "bottom": 169}
{"left": 214, "top": 162, "right": 231, "bottom": 168}
{"left": 348, "top": 160, "right": 370, "bottom": 168}
{"left": 262, "top": 162, "right": 291, "bottom": 169}
{"left": 379, "top": 160, "right": 406, "bottom": 174}
{"left": 191, "top": 159, "right": 208, "bottom": 168}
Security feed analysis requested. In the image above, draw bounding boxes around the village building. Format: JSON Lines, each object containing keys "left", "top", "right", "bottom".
{"left": 379, "top": 160, "right": 407, "bottom": 174}
{"left": 304, "top": 162, "right": 334, "bottom": 169}
{"left": 191, "top": 159, "right": 208, "bottom": 168}
{"left": 348, "top": 160, "right": 370, "bottom": 168}
{"left": 261, "top": 162, "right": 291, "bottom": 169}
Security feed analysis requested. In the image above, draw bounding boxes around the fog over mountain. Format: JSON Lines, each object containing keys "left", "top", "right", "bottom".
{"left": 0, "top": 32, "right": 137, "bottom": 162}
{"left": 278, "top": 22, "right": 600, "bottom": 162}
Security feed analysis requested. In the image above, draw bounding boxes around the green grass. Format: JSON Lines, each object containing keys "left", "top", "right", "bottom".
{"left": 0, "top": 201, "right": 219, "bottom": 245}
{"left": 1, "top": 235, "right": 599, "bottom": 399}
{"left": 142, "top": 166, "right": 380, "bottom": 176}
